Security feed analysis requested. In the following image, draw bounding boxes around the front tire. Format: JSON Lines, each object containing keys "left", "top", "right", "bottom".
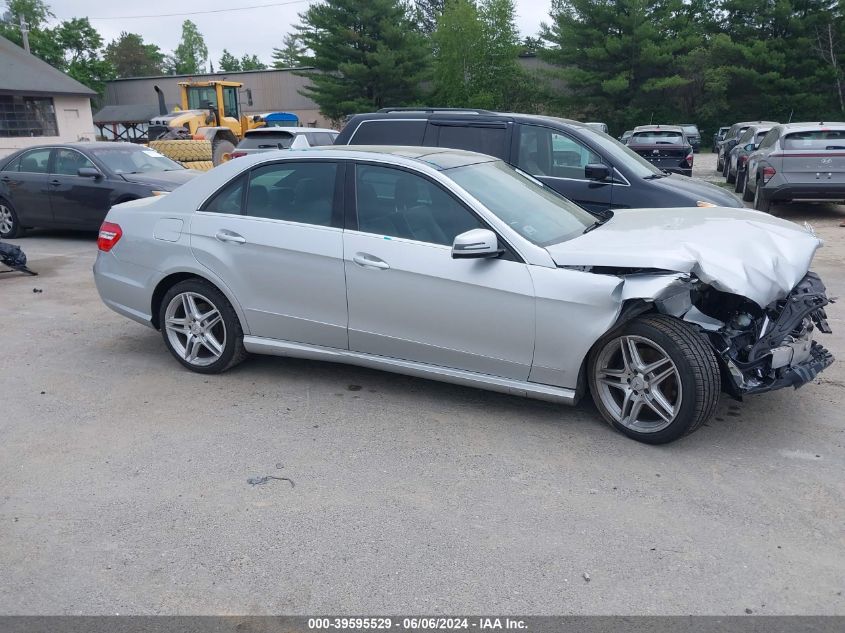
{"left": 588, "top": 315, "right": 720, "bottom": 444}
{"left": 0, "top": 199, "right": 23, "bottom": 238}
{"left": 159, "top": 279, "right": 247, "bottom": 374}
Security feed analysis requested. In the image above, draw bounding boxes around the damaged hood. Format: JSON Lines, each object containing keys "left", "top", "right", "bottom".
{"left": 547, "top": 207, "right": 822, "bottom": 307}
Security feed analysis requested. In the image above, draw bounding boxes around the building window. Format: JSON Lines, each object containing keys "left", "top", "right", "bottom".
{"left": 0, "top": 95, "right": 59, "bottom": 137}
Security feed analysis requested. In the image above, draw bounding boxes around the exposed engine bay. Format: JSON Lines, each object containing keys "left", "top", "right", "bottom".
{"left": 626, "top": 270, "right": 834, "bottom": 397}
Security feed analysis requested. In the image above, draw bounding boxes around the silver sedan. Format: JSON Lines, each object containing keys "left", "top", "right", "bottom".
{"left": 94, "top": 147, "right": 834, "bottom": 444}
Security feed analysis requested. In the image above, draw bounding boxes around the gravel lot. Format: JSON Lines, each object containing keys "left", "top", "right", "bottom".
{"left": 1, "top": 160, "right": 844, "bottom": 615}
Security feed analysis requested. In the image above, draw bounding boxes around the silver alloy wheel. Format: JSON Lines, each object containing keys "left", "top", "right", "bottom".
{"left": 594, "top": 335, "right": 682, "bottom": 433}
{"left": 0, "top": 204, "right": 13, "bottom": 235}
{"left": 164, "top": 291, "right": 226, "bottom": 367}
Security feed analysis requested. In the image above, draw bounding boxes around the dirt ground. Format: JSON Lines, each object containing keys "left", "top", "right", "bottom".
{"left": 1, "top": 161, "right": 843, "bottom": 615}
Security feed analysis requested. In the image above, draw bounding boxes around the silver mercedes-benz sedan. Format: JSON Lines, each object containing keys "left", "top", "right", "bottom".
{"left": 94, "top": 146, "right": 834, "bottom": 444}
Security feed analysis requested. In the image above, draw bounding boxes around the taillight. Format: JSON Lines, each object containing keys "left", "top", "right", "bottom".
{"left": 229, "top": 151, "right": 247, "bottom": 160}
{"left": 98, "top": 221, "right": 122, "bottom": 252}
{"left": 738, "top": 155, "right": 748, "bottom": 166}
{"left": 685, "top": 152, "right": 694, "bottom": 167}
{"left": 762, "top": 165, "right": 776, "bottom": 183}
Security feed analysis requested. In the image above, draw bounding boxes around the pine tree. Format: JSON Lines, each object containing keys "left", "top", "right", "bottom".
{"left": 219, "top": 49, "right": 241, "bottom": 72}
{"left": 272, "top": 32, "right": 306, "bottom": 68}
{"left": 104, "top": 32, "right": 165, "bottom": 78}
{"left": 296, "top": 0, "right": 430, "bottom": 121}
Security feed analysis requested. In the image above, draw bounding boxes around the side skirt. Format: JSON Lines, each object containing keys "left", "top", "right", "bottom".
{"left": 243, "top": 336, "right": 577, "bottom": 405}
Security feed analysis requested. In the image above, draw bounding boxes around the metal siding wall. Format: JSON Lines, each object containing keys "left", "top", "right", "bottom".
{"left": 105, "top": 70, "right": 322, "bottom": 119}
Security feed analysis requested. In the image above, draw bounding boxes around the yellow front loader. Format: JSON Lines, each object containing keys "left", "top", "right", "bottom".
{"left": 147, "top": 80, "right": 264, "bottom": 170}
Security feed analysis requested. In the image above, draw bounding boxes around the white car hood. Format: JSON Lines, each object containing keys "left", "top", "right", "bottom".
{"left": 546, "top": 207, "right": 822, "bottom": 307}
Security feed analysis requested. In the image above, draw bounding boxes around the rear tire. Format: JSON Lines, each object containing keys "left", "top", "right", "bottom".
{"left": 742, "top": 173, "right": 754, "bottom": 202}
{"left": 716, "top": 153, "right": 724, "bottom": 172}
{"left": 734, "top": 169, "right": 745, "bottom": 193}
{"left": 0, "top": 199, "right": 23, "bottom": 238}
{"left": 588, "top": 314, "right": 720, "bottom": 445}
{"left": 726, "top": 165, "right": 736, "bottom": 184}
{"left": 212, "top": 140, "right": 236, "bottom": 166}
{"left": 722, "top": 156, "right": 731, "bottom": 178}
{"left": 159, "top": 279, "right": 248, "bottom": 374}
{"left": 753, "top": 179, "right": 771, "bottom": 213}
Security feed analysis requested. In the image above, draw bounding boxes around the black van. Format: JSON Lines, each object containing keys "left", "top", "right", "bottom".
{"left": 334, "top": 109, "right": 742, "bottom": 213}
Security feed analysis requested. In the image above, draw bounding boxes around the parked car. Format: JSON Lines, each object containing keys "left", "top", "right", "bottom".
{"left": 712, "top": 126, "right": 730, "bottom": 153}
{"left": 0, "top": 142, "right": 197, "bottom": 238}
{"left": 726, "top": 123, "right": 775, "bottom": 189}
{"left": 225, "top": 126, "right": 338, "bottom": 160}
{"left": 717, "top": 121, "right": 777, "bottom": 173}
{"left": 94, "top": 146, "right": 833, "bottom": 444}
{"left": 585, "top": 122, "right": 609, "bottom": 134}
{"left": 678, "top": 124, "right": 702, "bottom": 152}
{"left": 626, "top": 125, "right": 694, "bottom": 176}
{"left": 743, "top": 122, "right": 845, "bottom": 213}
{"left": 619, "top": 130, "right": 633, "bottom": 144}
{"left": 334, "top": 109, "right": 742, "bottom": 213}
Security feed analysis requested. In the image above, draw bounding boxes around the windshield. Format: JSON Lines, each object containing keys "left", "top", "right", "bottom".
{"left": 446, "top": 160, "right": 595, "bottom": 246}
{"left": 579, "top": 126, "right": 663, "bottom": 177}
{"left": 681, "top": 125, "right": 699, "bottom": 135}
{"left": 239, "top": 132, "right": 295, "bottom": 150}
{"left": 91, "top": 147, "right": 184, "bottom": 174}
{"left": 631, "top": 130, "right": 684, "bottom": 144}
{"left": 783, "top": 129, "right": 845, "bottom": 150}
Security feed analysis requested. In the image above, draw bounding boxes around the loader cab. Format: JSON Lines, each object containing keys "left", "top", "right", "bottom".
{"left": 180, "top": 82, "right": 240, "bottom": 120}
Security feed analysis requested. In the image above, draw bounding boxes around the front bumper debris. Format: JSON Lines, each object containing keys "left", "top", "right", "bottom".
{"left": 714, "top": 272, "right": 834, "bottom": 395}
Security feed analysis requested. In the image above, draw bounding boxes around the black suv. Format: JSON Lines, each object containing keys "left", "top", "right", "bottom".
{"left": 335, "top": 109, "right": 741, "bottom": 213}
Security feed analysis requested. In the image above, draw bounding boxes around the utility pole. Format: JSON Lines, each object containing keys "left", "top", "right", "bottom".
{"left": 19, "top": 15, "right": 30, "bottom": 53}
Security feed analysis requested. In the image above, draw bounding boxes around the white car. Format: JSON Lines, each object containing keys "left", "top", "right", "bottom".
{"left": 93, "top": 146, "right": 834, "bottom": 444}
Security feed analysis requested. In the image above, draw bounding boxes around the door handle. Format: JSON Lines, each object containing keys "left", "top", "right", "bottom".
{"left": 353, "top": 252, "right": 390, "bottom": 270}
{"left": 49, "top": 179, "right": 61, "bottom": 186}
{"left": 215, "top": 230, "right": 246, "bottom": 244}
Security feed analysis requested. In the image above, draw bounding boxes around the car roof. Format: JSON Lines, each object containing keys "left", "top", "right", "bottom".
{"left": 632, "top": 125, "right": 685, "bottom": 132}
{"left": 225, "top": 145, "right": 496, "bottom": 172}
{"left": 779, "top": 121, "right": 845, "bottom": 132}
{"left": 348, "top": 109, "right": 588, "bottom": 128}
{"left": 245, "top": 126, "right": 337, "bottom": 135}
{"left": 8, "top": 141, "right": 142, "bottom": 151}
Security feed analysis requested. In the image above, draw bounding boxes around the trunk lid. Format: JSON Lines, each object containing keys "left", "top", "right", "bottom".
{"left": 778, "top": 129, "right": 845, "bottom": 183}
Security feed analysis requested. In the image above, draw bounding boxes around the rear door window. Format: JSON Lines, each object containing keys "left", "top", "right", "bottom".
{"left": 432, "top": 123, "right": 508, "bottom": 159}
{"left": 245, "top": 161, "right": 338, "bottom": 226}
{"left": 203, "top": 174, "right": 246, "bottom": 214}
{"left": 16, "top": 148, "right": 51, "bottom": 173}
{"left": 351, "top": 120, "right": 426, "bottom": 145}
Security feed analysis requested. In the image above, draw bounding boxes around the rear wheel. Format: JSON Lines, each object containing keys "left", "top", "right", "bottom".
{"left": 722, "top": 156, "right": 731, "bottom": 178}
{"left": 742, "top": 172, "right": 754, "bottom": 201}
{"left": 588, "top": 315, "right": 720, "bottom": 444}
{"left": 0, "top": 199, "right": 23, "bottom": 238}
{"left": 734, "top": 169, "right": 745, "bottom": 193}
{"left": 212, "top": 139, "right": 236, "bottom": 166}
{"left": 716, "top": 153, "right": 724, "bottom": 172}
{"left": 753, "top": 178, "right": 771, "bottom": 213}
{"left": 159, "top": 279, "right": 247, "bottom": 374}
{"left": 726, "top": 163, "right": 736, "bottom": 184}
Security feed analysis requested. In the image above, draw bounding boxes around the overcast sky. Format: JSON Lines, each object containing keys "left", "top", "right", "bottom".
{"left": 51, "top": 0, "right": 553, "bottom": 68}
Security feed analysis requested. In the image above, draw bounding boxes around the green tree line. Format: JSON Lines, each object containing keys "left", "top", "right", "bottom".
{"left": 3, "top": 0, "right": 845, "bottom": 135}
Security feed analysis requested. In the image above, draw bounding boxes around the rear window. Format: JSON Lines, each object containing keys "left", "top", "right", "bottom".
{"left": 239, "top": 132, "right": 294, "bottom": 150}
{"left": 783, "top": 130, "right": 845, "bottom": 150}
{"left": 351, "top": 120, "right": 426, "bottom": 145}
{"left": 631, "top": 131, "right": 684, "bottom": 144}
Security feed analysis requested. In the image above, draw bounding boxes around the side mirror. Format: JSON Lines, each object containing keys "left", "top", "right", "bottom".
{"left": 744, "top": 143, "right": 756, "bottom": 151}
{"left": 451, "top": 228, "right": 503, "bottom": 259}
{"left": 78, "top": 167, "right": 101, "bottom": 179}
{"left": 585, "top": 163, "right": 610, "bottom": 181}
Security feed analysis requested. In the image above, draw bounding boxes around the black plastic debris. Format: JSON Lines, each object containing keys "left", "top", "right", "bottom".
{"left": 0, "top": 241, "right": 37, "bottom": 276}
{"left": 247, "top": 475, "right": 295, "bottom": 488}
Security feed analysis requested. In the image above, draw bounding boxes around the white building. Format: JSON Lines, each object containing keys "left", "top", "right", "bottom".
{"left": 0, "top": 34, "right": 96, "bottom": 157}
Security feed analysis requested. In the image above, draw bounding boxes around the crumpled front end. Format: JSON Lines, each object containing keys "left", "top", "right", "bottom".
{"left": 697, "top": 272, "right": 834, "bottom": 396}
{"left": 634, "top": 271, "right": 835, "bottom": 396}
